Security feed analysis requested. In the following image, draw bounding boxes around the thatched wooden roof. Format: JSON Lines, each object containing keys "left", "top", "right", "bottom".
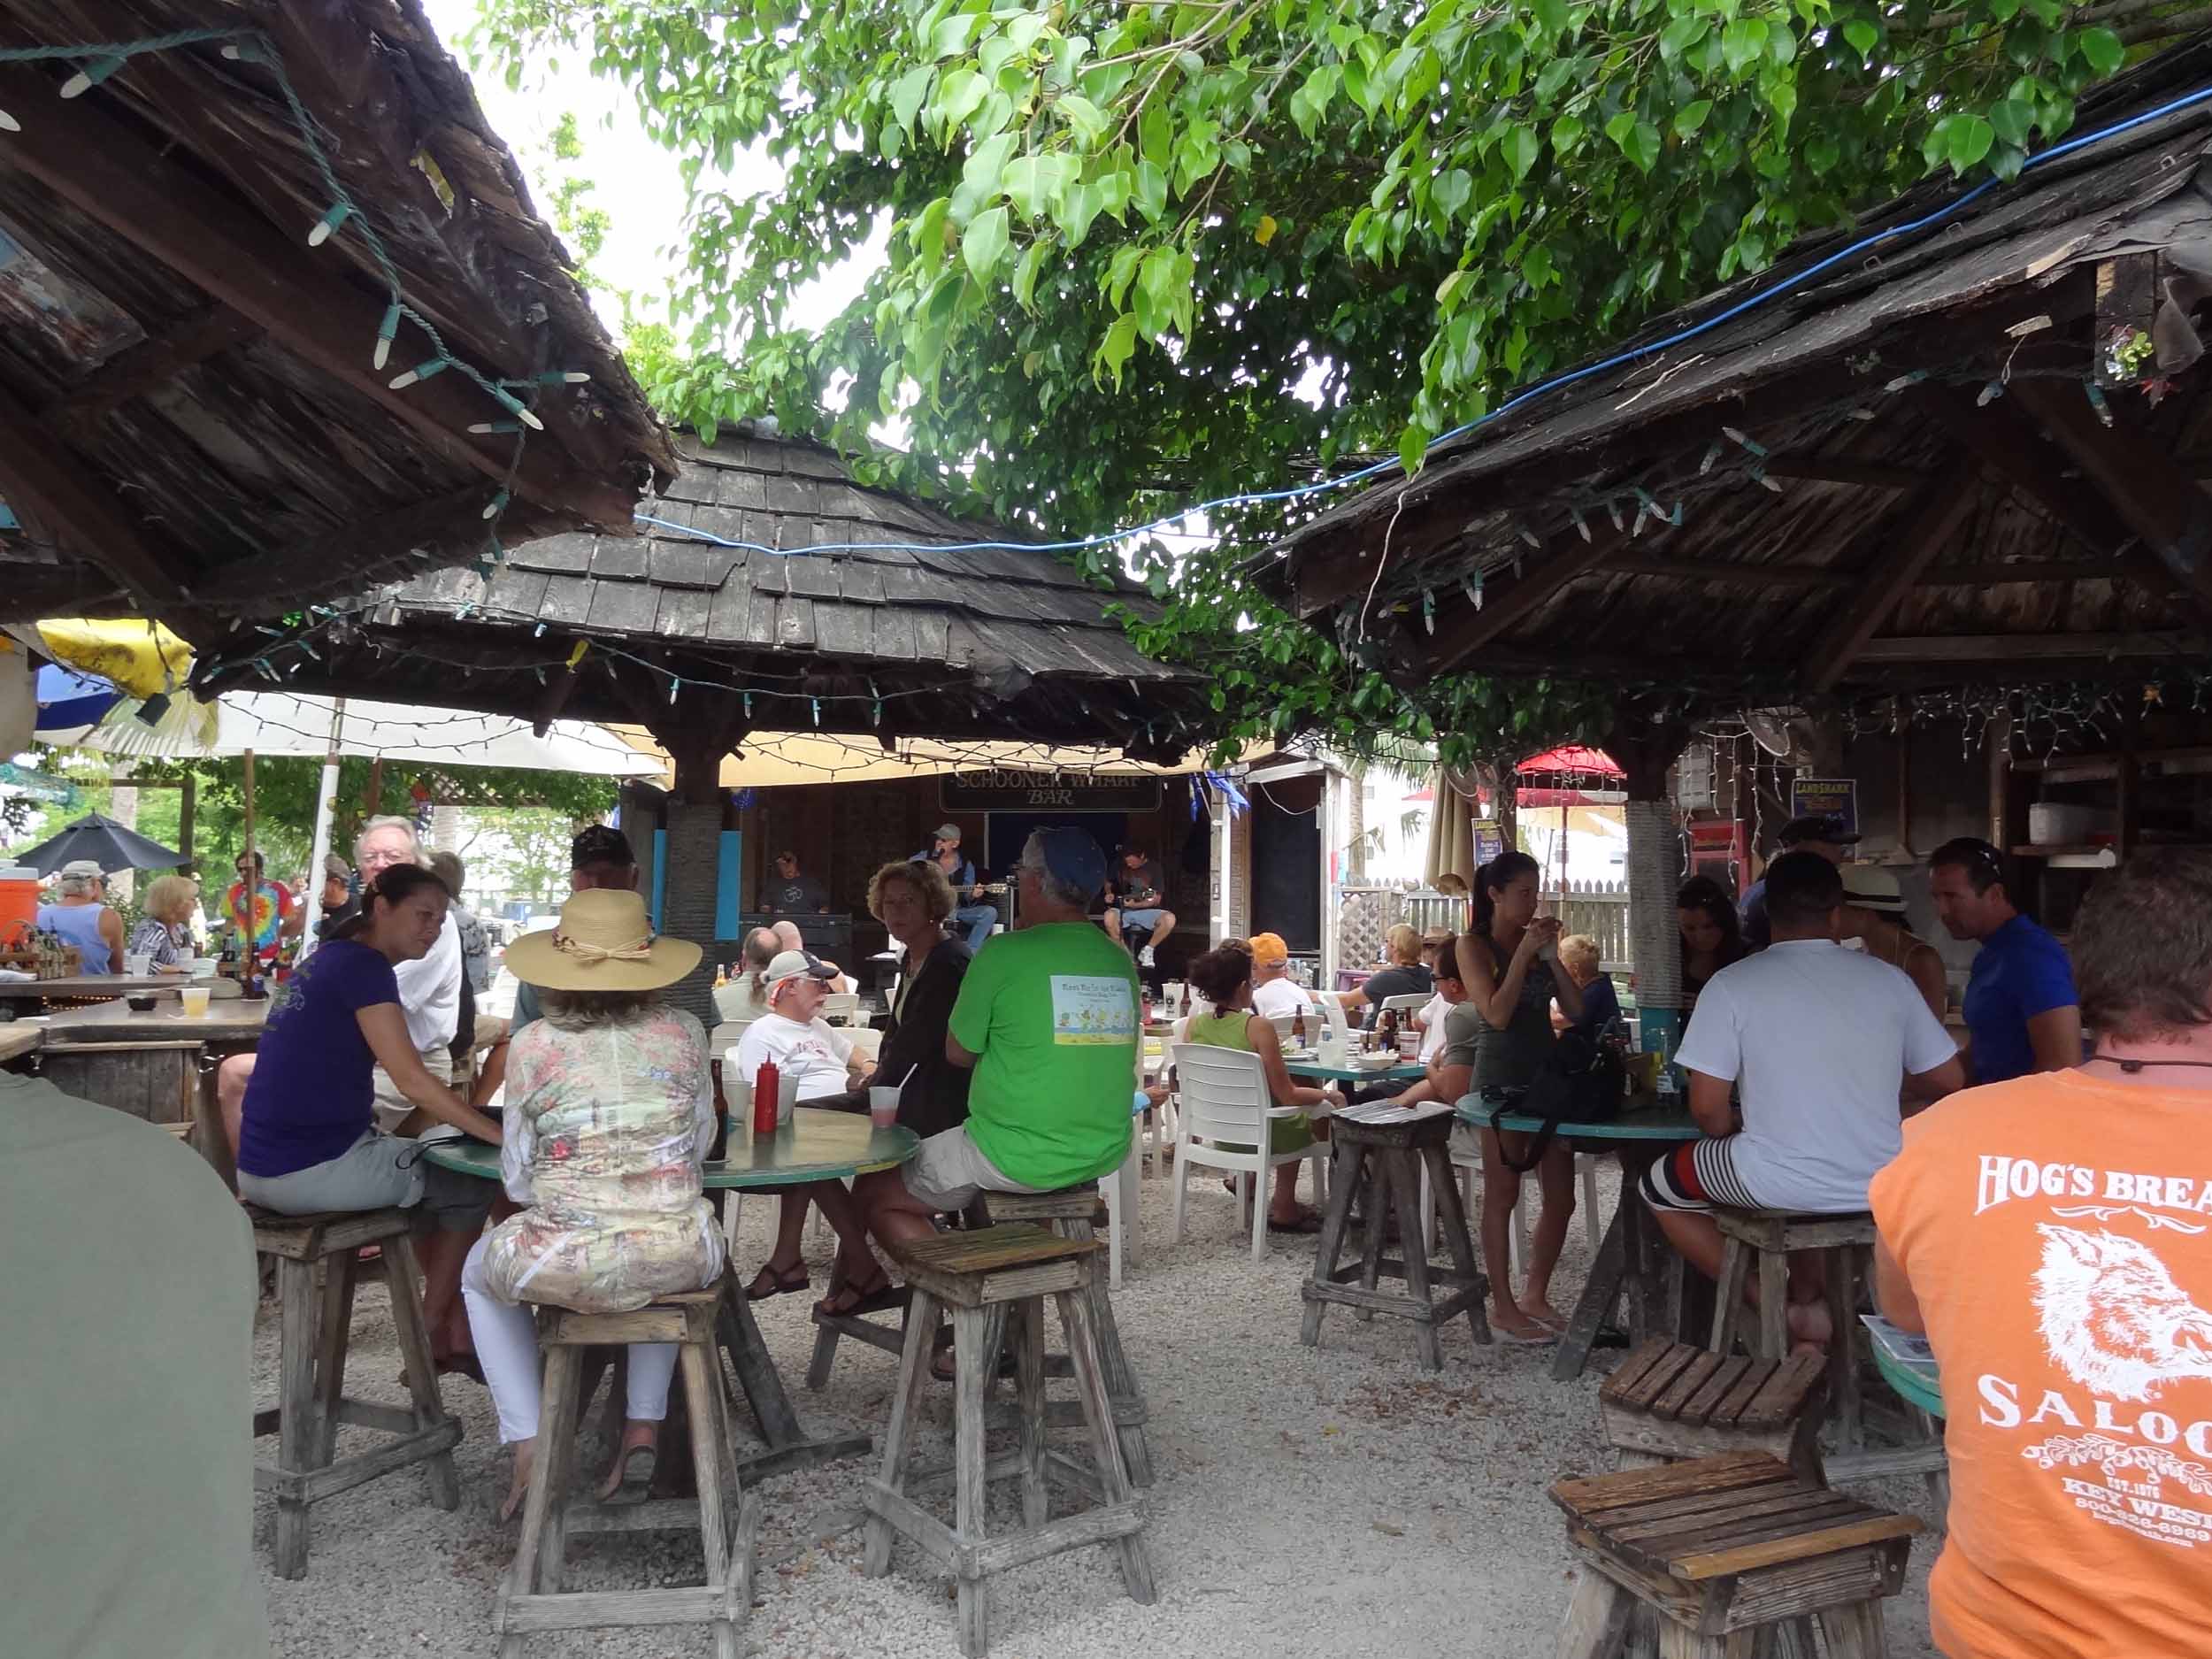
{"left": 190, "top": 432, "right": 1210, "bottom": 757}
{"left": 1264, "top": 38, "right": 2212, "bottom": 707}
{"left": 0, "top": 0, "right": 673, "bottom": 634}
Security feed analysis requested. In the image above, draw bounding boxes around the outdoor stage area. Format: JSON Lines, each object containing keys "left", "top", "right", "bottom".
{"left": 247, "top": 1163, "right": 1946, "bottom": 1658}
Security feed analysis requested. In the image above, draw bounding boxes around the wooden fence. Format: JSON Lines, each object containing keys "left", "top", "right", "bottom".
{"left": 1337, "top": 879, "right": 1634, "bottom": 973}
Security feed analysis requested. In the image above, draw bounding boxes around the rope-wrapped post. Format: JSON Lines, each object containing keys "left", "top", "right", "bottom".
{"left": 659, "top": 724, "right": 737, "bottom": 1029}
{"left": 1624, "top": 799, "right": 1684, "bottom": 1064}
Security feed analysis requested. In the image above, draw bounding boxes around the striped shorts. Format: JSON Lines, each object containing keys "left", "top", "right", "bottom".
{"left": 1639, "top": 1136, "right": 1763, "bottom": 1212}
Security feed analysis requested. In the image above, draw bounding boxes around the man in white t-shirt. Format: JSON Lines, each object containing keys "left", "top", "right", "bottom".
{"left": 733, "top": 949, "right": 878, "bottom": 1304}
{"left": 1641, "top": 851, "right": 1963, "bottom": 1348}
{"left": 1247, "top": 930, "right": 1320, "bottom": 1022}
{"left": 733, "top": 949, "right": 863, "bottom": 1102}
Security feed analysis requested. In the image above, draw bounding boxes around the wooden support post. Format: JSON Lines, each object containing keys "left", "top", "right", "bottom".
{"left": 239, "top": 750, "right": 257, "bottom": 942}
{"left": 179, "top": 772, "right": 196, "bottom": 866}
{"left": 651, "top": 695, "right": 748, "bottom": 1027}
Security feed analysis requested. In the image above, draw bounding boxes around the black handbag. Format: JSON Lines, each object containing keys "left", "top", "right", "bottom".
{"left": 1486, "top": 1029, "right": 1624, "bottom": 1173}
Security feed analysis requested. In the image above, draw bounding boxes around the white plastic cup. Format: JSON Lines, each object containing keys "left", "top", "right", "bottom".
{"left": 777, "top": 1071, "right": 801, "bottom": 1125}
{"left": 179, "top": 985, "right": 211, "bottom": 1018}
{"left": 190, "top": 957, "right": 218, "bottom": 979}
{"left": 123, "top": 953, "right": 150, "bottom": 978}
{"left": 868, "top": 1085, "right": 901, "bottom": 1128}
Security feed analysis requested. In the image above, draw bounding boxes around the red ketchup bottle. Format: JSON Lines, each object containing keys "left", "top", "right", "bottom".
{"left": 752, "top": 1059, "right": 780, "bottom": 1136}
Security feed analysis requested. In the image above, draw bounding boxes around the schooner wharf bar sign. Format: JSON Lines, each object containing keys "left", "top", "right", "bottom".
{"left": 940, "top": 769, "right": 1164, "bottom": 811}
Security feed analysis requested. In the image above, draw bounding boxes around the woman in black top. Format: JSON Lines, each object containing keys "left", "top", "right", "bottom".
{"left": 863, "top": 860, "right": 973, "bottom": 1141}
{"left": 1677, "top": 876, "right": 1746, "bottom": 1008}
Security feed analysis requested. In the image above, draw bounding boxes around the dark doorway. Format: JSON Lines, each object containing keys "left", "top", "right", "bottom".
{"left": 1250, "top": 788, "right": 1320, "bottom": 952}
{"left": 984, "top": 813, "right": 1129, "bottom": 893}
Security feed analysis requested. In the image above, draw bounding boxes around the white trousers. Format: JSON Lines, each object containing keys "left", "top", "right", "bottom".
{"left": 460, "top": 1237, "right": 678, "bottom": 1444}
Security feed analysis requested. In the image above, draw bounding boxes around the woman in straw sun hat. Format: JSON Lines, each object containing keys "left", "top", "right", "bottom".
{"left": 1838, "top": 863, "right": 1948, "bottom": 1024}
{"left": 459, "top": 888, "right": 722, "bottom": 1520}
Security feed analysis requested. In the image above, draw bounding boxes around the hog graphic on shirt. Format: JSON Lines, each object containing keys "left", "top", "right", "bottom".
{"left": 2035, "top": 1225, "right": 2212, "bottom": 1403}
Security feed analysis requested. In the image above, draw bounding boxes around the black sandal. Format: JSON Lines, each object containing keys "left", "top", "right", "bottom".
{"left": 602, "top": 1443, "right": 657, "bottom": 1506}
{"left": 745, "top": 1263, "right": 809, "bottom": 1301}
{"left": 816, "top": 1278, "right": 903, "bottom": 1318}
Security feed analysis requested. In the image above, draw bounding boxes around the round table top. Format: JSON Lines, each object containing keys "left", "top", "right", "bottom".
{"left": 1286, "top": 1056, "right": 1426, "bottom": 1087}
{"left": 1872, "top": 1333, "right": 1946, "bottom": 1419}
{"left": 1455, "top": 1098, "right": 1701, "bottom": 1141}
{"left": 424, "top": 1107, "right": 921, "bottom": 1190}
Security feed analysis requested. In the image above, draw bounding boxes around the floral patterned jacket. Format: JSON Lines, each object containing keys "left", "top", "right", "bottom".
{"left": 477, "top": 1005, "right": 725, "bottom": 1312}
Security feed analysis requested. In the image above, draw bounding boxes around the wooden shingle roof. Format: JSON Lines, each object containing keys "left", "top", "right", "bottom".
{"left": 194, "top": 433, "right": 1210, "bottom": 757}
{"left": 0, "top": 0, "right": 672, "bottom": 634}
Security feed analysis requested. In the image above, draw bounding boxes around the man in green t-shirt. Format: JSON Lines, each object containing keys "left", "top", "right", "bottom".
{"left": 859, "top": 826, "right": 1139, "bottom": 1246}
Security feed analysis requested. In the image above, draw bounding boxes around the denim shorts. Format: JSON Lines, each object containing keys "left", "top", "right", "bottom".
{"left": 1117, "top": 907, "right": 1166, "bottom": 932}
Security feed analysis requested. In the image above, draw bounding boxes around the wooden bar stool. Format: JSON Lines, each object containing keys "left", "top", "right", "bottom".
{"left": 972, "top": 1185, "right": 1155, "bottom": 1486}
{"left": 248, "top": 1206, "right": 460, "bottom": 1579}
{"left": 496, "top": 1280, "right": 761, "bottom": 1659}
{"left": 1601, "top": 1340, "right": 1828, "bottom": 1479}
{"left": 1551, "top": 1452, "right": 1922, "bottom": 1658}
{"left": 1301, "top": 1113, "right": 1490, "bottom": 1369}
{"left": 862, "top": 1224, "right": 1155, "bottom": 1659}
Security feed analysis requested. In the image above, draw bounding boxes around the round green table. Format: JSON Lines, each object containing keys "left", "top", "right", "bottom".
{"left": 424, "top": 1106, "right": 919, "bottom": 1188}
{"left": 1284, "top": 1056, "right": 1427, "bottom": 1087}
{"left": 1871, "top": 1332, "right": 1946, "bottom": 1419}
{"left": 428, "top": 1106, "right": 921, "bottom": 1480}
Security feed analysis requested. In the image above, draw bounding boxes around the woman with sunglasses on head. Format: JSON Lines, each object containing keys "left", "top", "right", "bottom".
{"left": 234, "top": 864, "right": 503, "bottom": 1371}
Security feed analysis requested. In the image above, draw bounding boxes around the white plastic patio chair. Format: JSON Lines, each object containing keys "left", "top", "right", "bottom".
{"left": 818, "top": 992, "right": 862, "bottom": 1026}
{"left": 1170, "top": 1042, "right": 1326, "bottom": 1262}
{"left": 1418, "top": 1141, "right": 1603, "bottom": 1274}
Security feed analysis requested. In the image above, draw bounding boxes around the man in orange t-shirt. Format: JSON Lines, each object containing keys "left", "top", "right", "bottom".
{"left": 1871, "top": 849, "right": 2212, "bottom": 1658}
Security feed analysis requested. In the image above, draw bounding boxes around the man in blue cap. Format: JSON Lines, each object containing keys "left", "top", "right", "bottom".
{"left": 858, "top": 826, "right": 1139, "bottom": 1240}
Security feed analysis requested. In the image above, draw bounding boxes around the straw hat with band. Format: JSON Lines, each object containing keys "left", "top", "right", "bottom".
{"left": 503, "top": 889, "right": 701, "bottom": 991}
{"left": 1839, "top": 864, "right": 1909, "bottom": 916}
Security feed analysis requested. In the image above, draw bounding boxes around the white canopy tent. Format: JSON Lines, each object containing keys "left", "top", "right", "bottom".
{"left": 46, "top": 692, "right": 660, "bottom": 943}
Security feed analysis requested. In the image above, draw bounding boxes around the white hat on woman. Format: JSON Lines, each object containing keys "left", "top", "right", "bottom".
{"left": 1839, "top": 864, "right": 1909, "bottom": 915}
{"left": 503, "top": 889, "right": 700, "bottom": 991}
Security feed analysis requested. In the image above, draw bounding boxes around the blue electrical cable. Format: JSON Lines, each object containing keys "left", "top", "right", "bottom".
{"left": 635, "top": 73, "right": 2212, "bottom": 565}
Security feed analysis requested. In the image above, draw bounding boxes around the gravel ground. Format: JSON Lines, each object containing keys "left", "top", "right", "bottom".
{"left": 251, "top": 1157, "right": 1945, "bottom": 1658}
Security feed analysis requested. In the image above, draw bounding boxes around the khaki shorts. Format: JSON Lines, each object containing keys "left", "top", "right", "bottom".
{"left": 370, "top": 1046, "right": 454, "bottom": 1135}
{"left": 901, "top": 1126, "right": 1051, "bottom": 1212}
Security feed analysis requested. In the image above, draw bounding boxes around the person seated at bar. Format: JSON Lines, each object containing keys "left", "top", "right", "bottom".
{"left": 1384, "top": 956, "right": 1476, "bottom": 1110}
{"left": 1246, "top": 931, "right": 1321, "bottom": 1023}
{"left": 38, "top": 858, "right": 123, "bottom": 974}
{"left": 1338, "top": 922, "right": 1432, "bottom": 1026}
{"left": 459, "top": 889, "right": 723, "bottom": 1520}
{"left": 1677, "top": 875, "right": 1745, "bottom": 1009}
{"left": 911, "top": 823, "right": 999, "bottom": 953}
{"left": 1550, "top": 933, "right": 1622, "bottom": 1037}
{"left": 1927, "top": 836, "right": 2080, "bottom": 1083}
{"left": 234, "top": 865, "right": 502, "bottom": 1372}
{"left": 732, "top": 949, "right": 876, "bottom": 1304}
{"left": 1182, "top": 944, "right": 1342, "bottom": 1232}
{"left": 1870, "top": 849, "right": 2212, "bottom": 1659}
{"left": 772, "top": 918, "right": 853, "bottom": 994}
{"left": 128, "top": 872, "right": 198, "bottom": 972}
{"left": 1740, "top": 815, "right": 1858, "bottom": 949}
{"left": 1641, "top": 852, "right": 1962, "bottom": 1350}
{"left": 854, "top": 827, "right": 1138, "bottom": 1251}
{"left": 714, "top": 926, "right": 780, "bottom": 1027}
{"left": 859, "top": 859, "right": 974, "bottom": 1142}
{"left": 1458, "top": 850, "right": 1586, "bottom": 1342}
{"left": 1838, "top": 864, "right": 1947, "bottom": 1023}
{"left": 1103, "top": 842, "right": 1176, "bottom": 968}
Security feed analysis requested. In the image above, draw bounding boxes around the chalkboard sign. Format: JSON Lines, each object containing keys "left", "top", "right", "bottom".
{"left": 941, "top": 769, "right": 1163, "bottom": 811}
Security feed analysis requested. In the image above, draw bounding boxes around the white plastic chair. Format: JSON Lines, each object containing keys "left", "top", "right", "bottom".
{"left": 818, "top": 992, "right": 861, "bottom": 1026}
{"left": 1317, "top": 994, "right": 1355, "bottom": 1048}
{"left": 1419, "top": 1141, "right": 1603, "bottom": 1274}
{"left": 1169, "top": 1042, "right": 1326, "bottom": 1262}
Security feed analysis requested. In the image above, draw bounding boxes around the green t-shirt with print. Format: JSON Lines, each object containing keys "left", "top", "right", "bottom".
{"left": 949, "top": 921, "right": 1140, "bottom": 1189}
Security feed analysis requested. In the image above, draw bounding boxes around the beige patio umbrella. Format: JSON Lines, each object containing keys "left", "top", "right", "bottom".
{"left": 1423, "top": 764, "right": 1480, "bottom": 891}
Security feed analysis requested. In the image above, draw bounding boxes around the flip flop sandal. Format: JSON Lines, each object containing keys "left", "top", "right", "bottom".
{"left": 1493, "top": 1325, "right": 1558, "bottom": 1347}
{"left": 818, "top": 1279, "right": 903, "bottom": 1319}
{"left": 745, "top": 1264, "right": 810, "bottom": 1302}
{"left": 602, "top": 1444, "right": 657, "bottom": 1506}
{"left": 1266, "top": 1212, "right": 1325, "bottom": 1234}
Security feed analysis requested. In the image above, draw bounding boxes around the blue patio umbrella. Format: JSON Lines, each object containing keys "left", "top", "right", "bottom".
{"left": 34, "top": 665, "right": 120, "bottom": 733}
{"left": 12, "top": 811, "right": 186, "bottom": 876}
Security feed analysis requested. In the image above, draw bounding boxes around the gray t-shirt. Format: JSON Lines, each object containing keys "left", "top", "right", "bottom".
{"left": 767, "top": 873, "right": 829, "bottom": 914}
{"left": 2, "top": 1074, "right": 272, "bottom": 1658}
{"left": 1439, "top": 1000, "right": 1485, "bottom": 1070}
{"left": 1113, "top": 860, "right": 1164, "bottom": 907}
